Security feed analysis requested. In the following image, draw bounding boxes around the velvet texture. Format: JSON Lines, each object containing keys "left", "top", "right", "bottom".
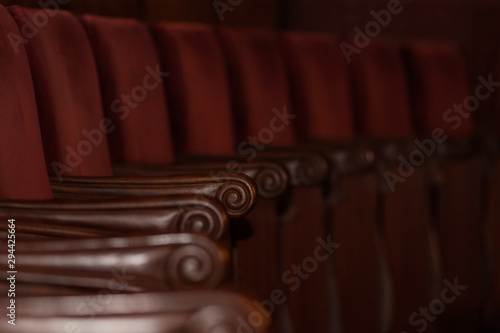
{"left": 350, "top": 42, "right": 413, "bottom": 138}
{"left": 217, "top": 28, "right": 296, "bottom": 146}
{"left": 8, "top": 6, "right": 113, "bottom": 178}
{"left": 279, "top": 32, "right": 355, "bottom": 140}
{"left": 405, "top": 43, "right": 473, "bottom": 135}
{"left": 151, "top": 23, "right": 236, "bottom": 156}
{"left": 0, "top": 5, "right": 53, "bottom": 200}
{"left": 81, "top": 16, "right": 175, "bottom": 164}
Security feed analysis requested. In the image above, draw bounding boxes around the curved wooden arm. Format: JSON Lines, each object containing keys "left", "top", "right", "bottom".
{"left": 298, "top": 140, "right": 376, "bottom": 175}
{"left": 0, "top": 291, "right": 270, "bottom": 333}
{"left": 254, "top": 149, "right": 329, "bottom": 187}
{"left": 50, "top": 174, "right": 257, "bottom": 218}
{"left": 113, "top": 160, "right": 290, "bottom": 199}
{"left": 175, "top": 150, "right": 329, "bottom": 187}
{"left": 0, "top": 196, "right": 228, "bottom": 240}
{"left": 436, "top": 136, "right": 482, "bottom": 159}
{"left": 2, "top": 234, "right": 227, "bottom": 291}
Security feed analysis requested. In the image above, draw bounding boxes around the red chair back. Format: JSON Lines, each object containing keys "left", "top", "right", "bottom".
{"left": 217, "top": 28, "right": 296, "bottom": 146}
{"left": 81, "top": 15, "right": 175, "bottom": 164}
{"left": 8, "top": 6, "right": 113, "bottom": 178}
{"left": 405, "top": 43, "right": 473, "bottom": 135}
{"left": 151, "top": 23, "right": 236, "bottom": 156}
{"left": 279, "top": 32, "right": 355, "bottom": 140}
{"left": 0, "top": 5, "right": 52, "bottom": 200}
{"left": 351, "top": 42, "right": 413, "bottom": 138}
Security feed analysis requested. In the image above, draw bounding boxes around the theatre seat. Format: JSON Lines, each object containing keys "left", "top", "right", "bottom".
{"left": 0, "top": 3, "right": 230, "bottom": 243}
{"left": 350, "top": 41, "right": 438, "bottom": 333}
{"left": 0, "top": 0, "right": 234, "bottom": 266}
{"left": 0, "top": 5, "right": 269, "bottom": 331}
{"left": 405, "top": 42, "right": 486, "bottom": 333}
{"left": 215, "top": 27, "right": 331, "bottom": 332}
{"left": 78, "top": 18, "right": 286, "bottom": 329}
{"left": 279, "top": 32, "right": 381, "bottom": 333}
{"left": 6, "top": 5, "right": 258, "bottom": 220}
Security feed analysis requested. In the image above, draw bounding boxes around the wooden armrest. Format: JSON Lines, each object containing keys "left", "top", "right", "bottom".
{"left": 368, "top": 136, "right": 484, "bottom": 192}
{"left": 1, "top": 233, "right": 227, "bottom": 291}
{"left": 0, "top": 291, "right": 270, "bottom": 333}
{"left": 113, "top": 160, "right": 289, "bottom": 199}
{"left": 177, "top": 150, "right": 329, "bottom": 187}
{"left": 297, "top": 139, "right": 376, "bottom": 175}
{"left": 254, "top": 148, "right": 329, "bottom": 186}
{"left": 370, "top": 136, "right": 480, "bottom": 163}
{"left": 436, "top": 136, "right": 482, "bottom": 159}
{"left": 0, "top": 196, "right": 228, "bottom": 240}
{"left": 50, "top": 174, "right": 257, "bottom": 218}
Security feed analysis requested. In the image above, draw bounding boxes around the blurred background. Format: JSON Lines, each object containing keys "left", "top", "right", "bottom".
{"left": 1, "top": 0, "right": 498, "bottom": 133}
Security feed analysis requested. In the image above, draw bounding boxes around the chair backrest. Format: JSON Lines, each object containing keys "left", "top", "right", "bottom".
{"left": 404, "top": 43, "right": 473, "bottom": 136}
{"left": 350, "top": 42, "right": 413, "bottom": 138}
{"left": 279, "top": 32, "right": 355, "bottom": 140}
{"left": 151, "top": 22, "right": 236, "bottom": 156}
{"left": 0, "top": 5, "right": 52, "bottom": 200}
{"left": 81, "top": 15, "right": 175, "bottom": 164}
{"left": 217, "top": 28, "right": 296, "bottom": 146}
{"left": 8, "top": 6, "right": 113, "bottom": 178}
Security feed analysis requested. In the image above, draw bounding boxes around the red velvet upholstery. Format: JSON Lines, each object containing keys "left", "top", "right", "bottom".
{"left": 150, "top": 23, "right": 235, "bottom": 156}
{"left": 405, "top": 43, "right": 473, "bottom": 135}
{"left": 0, "top": 5, "right": 52, "bottom": 200}
{"left": 217, "top": 28, "right": 296, "bottom": 146}
{"left": 80, "top": 16, "right": 175, "bottom": 164}
{"left": 350, "top": 42, "right": 413, "bottom": 138}
{"left": 8, "top": 6, "right": 113, "bottom": 178}
{"left": 279, "top": 32, "right": 355, "bottom": 140}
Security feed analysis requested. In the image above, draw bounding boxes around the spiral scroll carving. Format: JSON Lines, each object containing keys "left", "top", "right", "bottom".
{"left": 178, "top": 206, "right": 227, "bottom": 240}
{"left": 165, "top": 244, "right": 224, "bottom": 290}
{"left": 216, "top": 181, "right": 256, "bottom": 218}
{"left": 254, "top": 166, "right": 288, "bottom": 199}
